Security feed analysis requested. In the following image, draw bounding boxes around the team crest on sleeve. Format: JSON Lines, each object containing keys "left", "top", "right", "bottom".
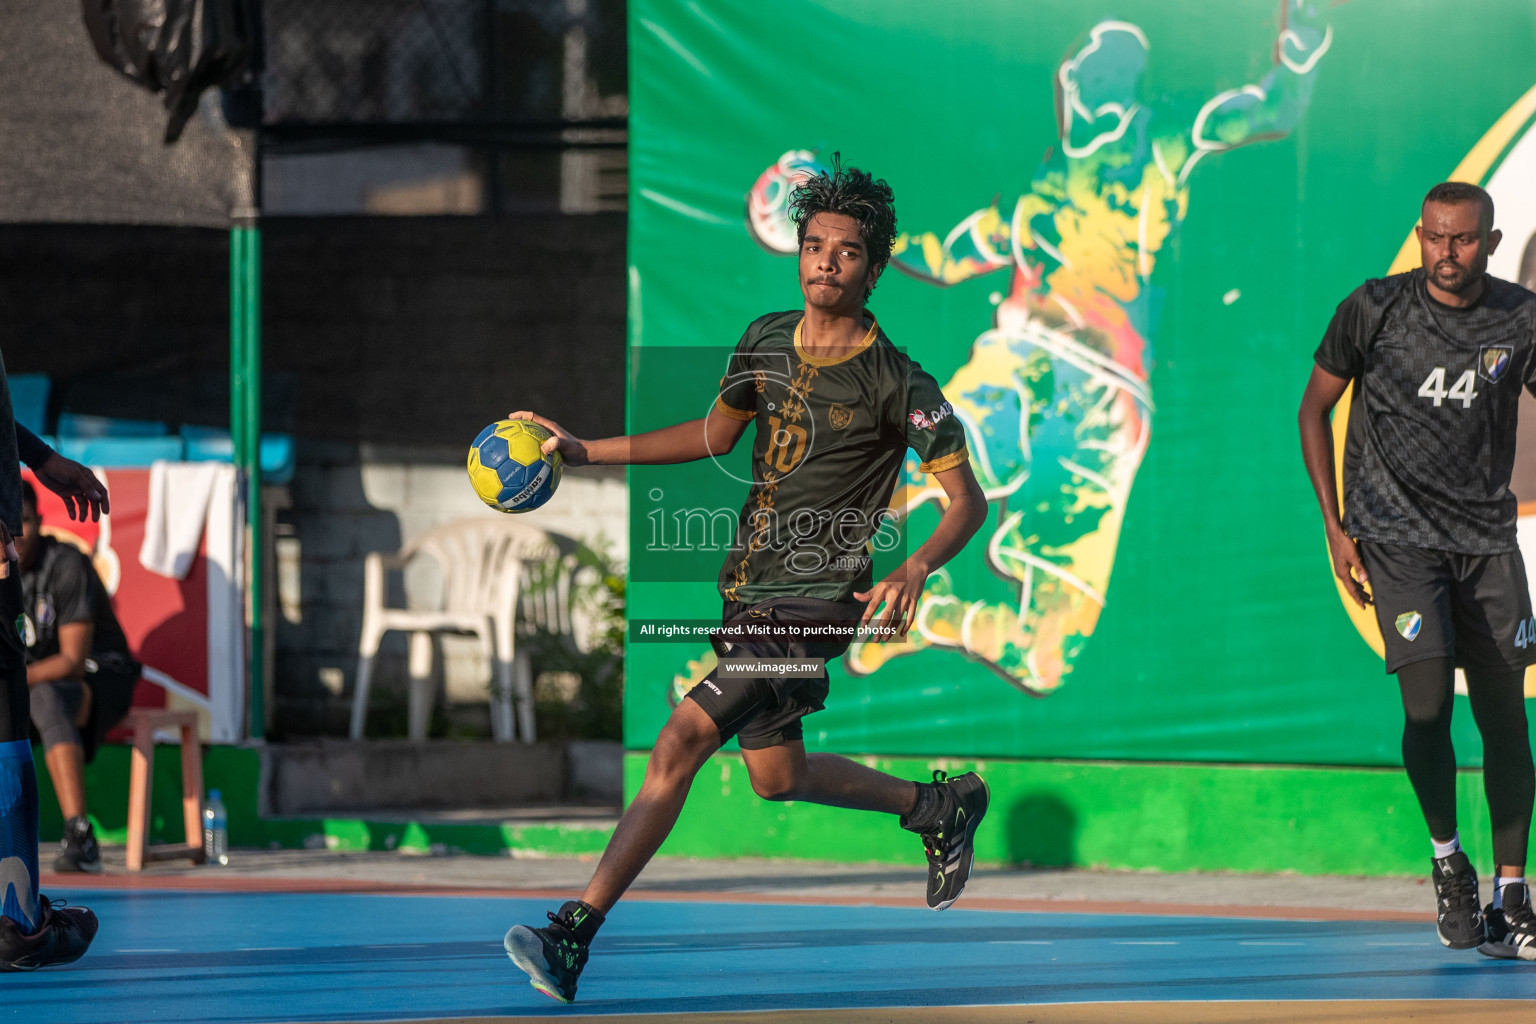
{"left": 1479, "top": 345, "right": 1513, "bottom": 383}
{"left": 828, "top": 404, "right": 853, "bottom": 430}
{"left": 1395, "top": 611, "right": 1422, "bottom": 641}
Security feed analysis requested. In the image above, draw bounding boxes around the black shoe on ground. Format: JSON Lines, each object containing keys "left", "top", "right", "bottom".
{"left": 505, "top": 902, "right": 593, "bottom": 1003}
{"left": 919, "top": 770, "right": 990, "bottom": 911}
{"left": 53, "top": 816, "right": 102, "bottom": 874}
{"left": 0, "top": 895, "right": 99, "bottom": 971}
{"left": 1433, "top": 851, "right": 1485, "bottom": 949}
{"left": 1478, "top": 882, "right": 1536, "bottom": 960}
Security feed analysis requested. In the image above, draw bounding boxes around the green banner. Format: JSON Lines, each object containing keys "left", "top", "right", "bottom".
{"left": 625, "top": 0, "right": 1536, "bottom": 765}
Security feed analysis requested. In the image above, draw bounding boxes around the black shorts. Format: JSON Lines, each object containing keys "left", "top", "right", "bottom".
{"left": 27, "top": 657, "right": 138, "bottom": 762}
{"left": 1360, "top": 540, "right": 1536, "bottom": 675}
{"left": 84, "top": 657, "right": 139, "bottom": 759}
{"left": 685, "top": 596, "right": 865, "bottom": 750}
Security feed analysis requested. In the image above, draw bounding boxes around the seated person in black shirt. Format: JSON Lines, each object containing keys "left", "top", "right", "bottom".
{"left": 18, "top": 482, "right": 138, "bottom": 873}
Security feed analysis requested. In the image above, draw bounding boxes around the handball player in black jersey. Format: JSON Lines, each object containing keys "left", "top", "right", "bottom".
{"left": 501, "top": 159, "right": 989, "bottom": 1003}
{"left": 1300, "top": 182, "right": 1536, "bottom": 959}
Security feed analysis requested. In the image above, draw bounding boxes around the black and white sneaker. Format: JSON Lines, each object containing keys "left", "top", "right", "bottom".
{"left": 0, "top": 896, "right": 98, "bottom": 971}
{"left": 505, "top": 901, "right": 594, "bottom": 1003}
{"left": 1479, "top": 882, "right": 1536, "bottom": 960}
{"left": 1433, "top": 852, "right": 1485, "bottom": 949}
{"left": 920, "top": 770, "right": 990, "bottom": 911}
{"left": 53, "top": 816, "right": 102, "bottom": 874}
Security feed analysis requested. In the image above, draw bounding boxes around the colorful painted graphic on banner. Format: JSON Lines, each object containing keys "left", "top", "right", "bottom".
{"left": 743, "top": 12, "right": 1330, "bottom": 696}
{"left": 627, "top": 0, "right": 1536, "bottom": 765}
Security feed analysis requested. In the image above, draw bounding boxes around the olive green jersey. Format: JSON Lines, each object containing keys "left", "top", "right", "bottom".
{"left": 714, "top": 310, "right": 969, "bottom": 603}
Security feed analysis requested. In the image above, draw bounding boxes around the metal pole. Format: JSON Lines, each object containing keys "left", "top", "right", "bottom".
{"left": 230, "top": 229, "right": 247, "bottom": 468}
{"left": 244, "top": 225, "right": 264, "bottom": 741}
{"left": 230, "top": 222, "right": 265, "bottom": 741}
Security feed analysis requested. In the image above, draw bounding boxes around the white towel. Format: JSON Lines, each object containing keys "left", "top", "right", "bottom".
{"left": 139, "top": 461, "right": 225, "bottom": 580}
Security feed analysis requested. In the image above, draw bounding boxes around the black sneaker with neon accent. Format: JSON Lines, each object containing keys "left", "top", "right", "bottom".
{"left": 917, "top": 770, "right": 989, "bottom": 911}
{"left": 0, "top": 895, "right": 98, "bottom": 971}
{"left": 1478, "top": 882, "right": 1536, "bottom": 960}
{"left": 1432, "top": 852, "right": 1485, "bottom": 949}
{"left": 504, "top": 901, "right": 598, "bottom": 1003}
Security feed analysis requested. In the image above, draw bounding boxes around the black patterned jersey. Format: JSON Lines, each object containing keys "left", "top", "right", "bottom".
{"left": 1315, "top": 269, "right": 1536, "bottom": 553}
{"left": 713, "top": 310, "right": 969, "bottom": 603}
{"left": 20, "top": 536, "right": 132, "bottom": 664}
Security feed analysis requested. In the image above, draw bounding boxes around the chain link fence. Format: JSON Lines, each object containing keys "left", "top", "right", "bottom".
{"left": 258, "top": 0, "right": 626, "bottom": 213}
{"left": 262, "top": 0, "right": 625, "bottom": 124}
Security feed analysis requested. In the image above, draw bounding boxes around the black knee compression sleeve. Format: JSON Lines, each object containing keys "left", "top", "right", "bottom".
{"left": 1397, "top": 657, "right": 1458, "bottom": 842}
{"left": 1465, "top": 665, "right": 1535, "bottom": 867}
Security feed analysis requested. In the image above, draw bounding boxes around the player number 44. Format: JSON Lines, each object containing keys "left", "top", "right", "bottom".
{"left": 1517, "top": 616, "right": 1536, "bottom": 649}
{"left": 1418, "top": 367, "right": 1478, "bottom": 408}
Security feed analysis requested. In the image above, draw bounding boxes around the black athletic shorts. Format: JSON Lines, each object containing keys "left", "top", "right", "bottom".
{"left": 27, "top": 657, "right": 138, "bottom": 762}
{"left": 1359, "top": 540, "right": 1536, "bottom": 675}
{"left": 685, "top": 596, "right": 866, "bottom": 750}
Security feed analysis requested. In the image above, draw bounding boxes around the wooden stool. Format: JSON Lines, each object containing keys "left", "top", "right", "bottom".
{"left": 126, "top": 709, "right": 207, "bottom": 871}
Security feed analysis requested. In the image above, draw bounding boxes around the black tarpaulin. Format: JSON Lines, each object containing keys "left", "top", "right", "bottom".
{"left": 0, "top": 0, "right": 254, "bottom": 226}
{"left": 81, "top": 0, "right": 258, "bottom": 143}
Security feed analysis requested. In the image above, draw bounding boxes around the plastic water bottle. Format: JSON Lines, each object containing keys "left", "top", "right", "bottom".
{"left": 203, "top": 790, "right": 228, "bottom": 866}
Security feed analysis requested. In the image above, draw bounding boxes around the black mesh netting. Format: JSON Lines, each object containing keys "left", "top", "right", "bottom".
{"left": 262, "top": 0, "right": 627, "bottom": 125}
{"left": 0, "top": 0, "right": 625, "bottom": 227}
{"left": 0, "top": 0, "right": 255, "bottom": 227}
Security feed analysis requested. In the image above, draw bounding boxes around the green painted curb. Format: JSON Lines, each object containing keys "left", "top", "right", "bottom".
{"left": 38, "top": 743, "right": 1484, "bottom": 876}
{"left": 627, "top": 751, "right": 1484, "bottom": 877}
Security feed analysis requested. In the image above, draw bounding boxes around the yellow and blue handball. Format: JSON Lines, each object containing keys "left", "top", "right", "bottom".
{"left": 467, "top": 419, "right": 562, "bottom": 513}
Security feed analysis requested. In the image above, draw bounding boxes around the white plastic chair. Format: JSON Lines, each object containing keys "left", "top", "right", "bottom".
{"left": 349, "top": 518, "right": 560, "bottom": 742}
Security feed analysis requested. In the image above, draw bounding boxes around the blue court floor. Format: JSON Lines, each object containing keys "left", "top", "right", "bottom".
{"left": 6, "top": 888, "right": 1534, "bottom": 1022}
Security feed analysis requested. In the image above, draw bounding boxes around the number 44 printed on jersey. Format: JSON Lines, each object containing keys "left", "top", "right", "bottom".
{"left": 1418, "top": 367, "right": 1478, "bottom": 408}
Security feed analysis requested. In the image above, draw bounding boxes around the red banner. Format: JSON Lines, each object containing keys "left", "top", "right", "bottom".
{"left": 24, "top": 468, "right": 210, "bottom": 716}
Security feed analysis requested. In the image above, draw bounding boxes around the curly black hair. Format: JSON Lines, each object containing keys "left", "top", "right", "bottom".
{"left": 789, "top": 154, "right": 898, "bottom": 298}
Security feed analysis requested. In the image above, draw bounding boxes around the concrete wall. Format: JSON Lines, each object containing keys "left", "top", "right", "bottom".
{"left": 263, "top": 739, "right": 623, "bottom": 815}
{"left": 0, "top": 216, "right": 628, "bottom": 739}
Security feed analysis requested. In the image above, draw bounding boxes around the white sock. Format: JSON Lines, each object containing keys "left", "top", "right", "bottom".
{"left": 1494, "top": 876, "right": 1524, "bottom": 910}
{"left": 1431, "top": 833, "right": 1461, "bottom": 859}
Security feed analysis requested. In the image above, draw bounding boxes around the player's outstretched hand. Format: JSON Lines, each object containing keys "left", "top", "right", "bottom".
{"left": 1326, "top": 527, "right": 1371, "bottom": 608}
{"left": 507, "top": 411, "right": 590, "bottom": 467}
{"left": 32, "top": 452, "right": 110, "bottom": 522}
{"left": 855, "top": 563, "right": 928, "bottom": 644}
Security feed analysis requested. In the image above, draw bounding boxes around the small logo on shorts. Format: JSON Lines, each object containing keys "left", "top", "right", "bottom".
{"left": 1480, "top": 345, "right": 1513, "bottom": 383}
{"left": 1396, "top": 611, "right": 1422, "bottom": 641}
